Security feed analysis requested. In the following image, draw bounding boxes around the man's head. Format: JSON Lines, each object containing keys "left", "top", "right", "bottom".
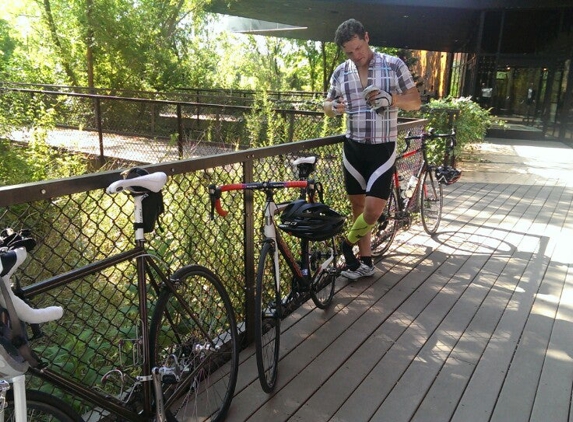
{"left": 335, "top": 19, "right": 372, "bottom": 68}
{"left": 334, "top": 19, "right": 367, "bottom": 48}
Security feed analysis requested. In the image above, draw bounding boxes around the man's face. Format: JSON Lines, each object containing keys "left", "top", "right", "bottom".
{"left": 342, "top": 34, "right": 371, "bottom": 67}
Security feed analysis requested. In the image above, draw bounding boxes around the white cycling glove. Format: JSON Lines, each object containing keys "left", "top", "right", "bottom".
{"left": 363, "top": 85, "right": 393, "bottom": 112}
{"left": 330, "top": 97, "right": 343, "bottom": 116}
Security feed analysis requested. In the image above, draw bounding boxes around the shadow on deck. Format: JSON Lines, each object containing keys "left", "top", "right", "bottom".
{"left": 226, "top": 136, "right": 573, "bottom": 422}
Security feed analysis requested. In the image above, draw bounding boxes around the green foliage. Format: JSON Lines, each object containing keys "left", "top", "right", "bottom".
{"left": 1, "top": 0, "right": 218, "bottom": 90}
{"left": 244, "top": 90, "right": 343, "bottom": 147}
{"left": 405, "top": 96, "right": 503, "bottom": 164}
{"left": 0, "top": 19, "right": 16, "bottom": 75}
{"left": 0, "top": 94, "right": 87, "bottom": 186}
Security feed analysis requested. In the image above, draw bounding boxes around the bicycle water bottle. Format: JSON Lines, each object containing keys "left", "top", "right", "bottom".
{"left": 398, "top": 175, "right": 407, "bottom": 199}
{"left": 405, "top": 175, "right": 418, "bottom": 198}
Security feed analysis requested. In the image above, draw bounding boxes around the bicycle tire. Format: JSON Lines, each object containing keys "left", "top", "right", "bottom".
{"left": 371, "top": 188, "right": 399, "bottom": 257}
{"left": 3, "top": 389, "right": 84, "bottom": 422}
{"left": 150, "top": 264, "right": 239, "bottom": 422}
{"left": 255, "top": 241, "right": 281, "bottom": 393}
{"left": 420, "top": 169, "right": 443, "bottom": 234}
{"left": 308, "top": 238, "right": 337, "bottom": 309}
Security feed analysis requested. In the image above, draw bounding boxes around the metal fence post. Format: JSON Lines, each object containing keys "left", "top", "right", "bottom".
{"left": 177, "top": 104, "right": 184, "bottom": 158}
{"left": 94, "top": 97, "right": 104, "bottom": 166}
{"left": 243, "top": 159, "right": 256, "bottom": 345}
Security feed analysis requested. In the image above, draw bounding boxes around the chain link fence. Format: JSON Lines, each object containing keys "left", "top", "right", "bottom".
{"left": 1, "top": 91, "right": 425, "bottom": 417}
{"left": 1, "top": 85, "right": 339, "bottom": 169}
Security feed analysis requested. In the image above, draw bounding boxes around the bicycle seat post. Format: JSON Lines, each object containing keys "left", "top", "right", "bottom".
{"left": 292, "top": 156, "right": 317, "bottom": 200}
{"left": 132, "top": 194, "right": 146, "bottom": 245}
{"left": 11, "top": 375, "right": 26, "bottom": 422}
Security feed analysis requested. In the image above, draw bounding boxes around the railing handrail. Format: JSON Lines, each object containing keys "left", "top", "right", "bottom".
{"left": 0, "top": 118, "right": 427, "bottom": 207}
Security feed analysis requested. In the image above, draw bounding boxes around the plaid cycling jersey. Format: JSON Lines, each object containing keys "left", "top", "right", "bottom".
{"left": 327, "top": 52, "right": 416, "bottom": 144}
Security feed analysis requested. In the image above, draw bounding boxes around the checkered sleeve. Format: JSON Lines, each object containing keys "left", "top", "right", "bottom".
{"left": 326, "top": 64, "right": 344, "bottom": 100}
{"left": 393, "top": 57, "right": 416, "bottom": 94}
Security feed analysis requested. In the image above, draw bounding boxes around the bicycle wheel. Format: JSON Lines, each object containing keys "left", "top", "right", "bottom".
{"left": 308, "top": 238, "right": 337, "bottom": 309}
{"left": 371, "top": 188, "right": 399, "bottom": 257}
{"left": 255, "top": 241, "right": 281, "bottom": 393}
{"left": 4, "top": 389, "right": 83, "bottom": 422}
{"left": 420, "top": 168, "right": 443, "bottom": 234}
{"left": 150, "top": 264, "right": 239, "bottom": 422}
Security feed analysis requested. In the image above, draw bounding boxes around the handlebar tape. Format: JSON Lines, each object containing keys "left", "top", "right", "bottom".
{"left": 209, "top": 180, "right": 309, "bottom": 217}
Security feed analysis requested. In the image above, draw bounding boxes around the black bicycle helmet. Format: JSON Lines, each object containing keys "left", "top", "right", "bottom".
{"left": 435, "top": 166, "right": 462, "bottom": 185}
{"left": 279, "top": 200, "right": 345, "bottom": 241}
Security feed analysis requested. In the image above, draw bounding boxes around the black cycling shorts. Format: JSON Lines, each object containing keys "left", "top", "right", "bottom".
{"left": 342, "top": 139, "right": 396, "bottom": 200}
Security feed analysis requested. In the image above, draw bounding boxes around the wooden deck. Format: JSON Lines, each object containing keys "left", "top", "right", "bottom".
{"left": 225, "top": 137, "right": 573, "bottom": 422}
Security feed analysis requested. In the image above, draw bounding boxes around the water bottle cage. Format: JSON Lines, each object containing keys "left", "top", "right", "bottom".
{"left": 404, "top": 175, "right": 418, "bottom": 198}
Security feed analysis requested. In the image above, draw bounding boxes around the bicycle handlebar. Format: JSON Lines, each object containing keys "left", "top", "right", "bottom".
{"left": 401, "top": 128, "right": 456, "bottom": 154}
{"left": 208, "top": 180, "right": 308, "bottom": 219}
{"left": 0, "top": 229, "right": 64, "bottom": 324}
{"left": 404, "top": 127, "right": 456, "bottom": 142}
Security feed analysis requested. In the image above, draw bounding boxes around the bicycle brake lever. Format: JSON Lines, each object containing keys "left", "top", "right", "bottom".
{"left": 208, "top": 185, "right": 228, "bottom": 218}
{"left": 208, "top": 185, "right": 218, "bottom": 219}
{"left": 306, "top": 179, "right": 316, "bottom": 203}
{"left": 315, "top": 182, "right": 324, "bottom": 203}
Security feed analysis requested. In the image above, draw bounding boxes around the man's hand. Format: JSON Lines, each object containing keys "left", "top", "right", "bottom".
{"left": 323, "top": 96, "right": 345, "bottom": 117}
{"left": 363, "top": 85, "right": 393, "bottom": 112}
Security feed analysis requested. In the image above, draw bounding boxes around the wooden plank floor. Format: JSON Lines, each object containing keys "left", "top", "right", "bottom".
{"left": 224, "top": 137, "right": 573, "bottom": 422}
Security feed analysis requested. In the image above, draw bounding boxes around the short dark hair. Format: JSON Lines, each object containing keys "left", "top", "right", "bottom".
{"left": 334, "top": 19, "right": 366, "bottom": 47}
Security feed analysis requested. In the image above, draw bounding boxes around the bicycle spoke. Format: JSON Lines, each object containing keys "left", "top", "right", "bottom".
{"left": 420, "top": 169, "right": 443, "bottom": 234}
{"left": 371, "top": 188, "right": 399, "bottom": 257}
{"left": 150, "top": 265, "right": 238, "bottom": 422}
{"left": 309, "top": 238, "right": 337, "bottom": 309}
{"left": 255, "top": 242, "right": 281, "bottom": 393}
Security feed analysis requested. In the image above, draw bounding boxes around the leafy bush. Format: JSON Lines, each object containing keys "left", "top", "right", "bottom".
{"left": 0, "top": 97, "right": 87, "bottom": 186}
{"left": 405, "top": 96, "right": 504, "bottom": 165}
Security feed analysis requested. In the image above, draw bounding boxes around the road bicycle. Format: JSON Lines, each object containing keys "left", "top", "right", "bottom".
{"left": 371, "top": 128, "right": 461, "bottom": 257}
{"left": 208, "top": 156, "right": 345, "bottom": 393}
{"left": 9, "top": 169, "right": 239, "bottom": 421}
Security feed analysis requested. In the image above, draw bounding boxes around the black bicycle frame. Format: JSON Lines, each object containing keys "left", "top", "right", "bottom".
{"left": 23, "top": 245, "right": 211, "bottom": 421}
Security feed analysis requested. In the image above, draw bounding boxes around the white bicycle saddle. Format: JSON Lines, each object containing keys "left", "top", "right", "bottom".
{"left": 107, "top": 172, "right": 168, "bottom": 194}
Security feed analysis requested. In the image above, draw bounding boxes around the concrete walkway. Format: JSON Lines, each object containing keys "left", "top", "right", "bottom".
{"left": 460, "top": 137, "right": 573, "bottom": 186}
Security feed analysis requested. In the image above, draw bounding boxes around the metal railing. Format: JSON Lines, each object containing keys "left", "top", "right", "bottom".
{"left": 0, "top": 118, "right": 426, "bottom": 418}
{"left": 1, "top": 84, "right": 339, "bottom": 168}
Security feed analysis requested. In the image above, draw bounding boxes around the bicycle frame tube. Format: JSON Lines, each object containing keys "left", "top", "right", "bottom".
{"left": 23, "top": 247, "right": 162, "bottom": 421}
{"left": 137, "top": 255, "right": 153, "bottom": 416}
{"left": 263, "top": 200, "right": 282, "bottom": 296}
{"left": 263, "top": 199, "right": 305, "bottom": 295}
{"left": 29, "top": 367, "right": 141, "bottom": 421}
{"left": 395, "top": 145, "right": 427, "bottom": 212}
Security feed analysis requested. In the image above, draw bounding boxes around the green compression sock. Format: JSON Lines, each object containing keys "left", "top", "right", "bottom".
{"left": 347, "top": 213, "right": 375, "bottom": 244}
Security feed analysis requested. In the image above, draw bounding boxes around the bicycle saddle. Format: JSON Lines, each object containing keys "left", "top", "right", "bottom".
{"left": 292, "top": 156, "right": 317, "bottom": 178}
{"left": 107, "top": 171, "right": 168, "bottom": 194}
{"left": 292, "top": 156, "right": 317, "bottom": 165}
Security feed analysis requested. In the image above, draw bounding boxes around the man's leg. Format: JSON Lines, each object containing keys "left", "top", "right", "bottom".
{"left": 341, "top": 195, "right": 386, "bottom": 279}
{"left": 358, "top": 196, "right": 387, "bottom": 257}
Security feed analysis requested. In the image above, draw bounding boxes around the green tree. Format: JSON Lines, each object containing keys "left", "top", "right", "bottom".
{"left": 0, "top": 19, "right": 16, "bottom": 76}
{"left": 1, "top": 0, "right": 220, "bottom": 90}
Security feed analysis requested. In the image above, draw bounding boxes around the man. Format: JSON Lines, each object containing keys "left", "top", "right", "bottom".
{"left": 323, "top": 18, "right": 421, "bottom": 280}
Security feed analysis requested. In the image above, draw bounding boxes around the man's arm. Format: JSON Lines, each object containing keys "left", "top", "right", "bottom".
{"left": 393, "top": 86, "right": 421, "bottom": 111}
